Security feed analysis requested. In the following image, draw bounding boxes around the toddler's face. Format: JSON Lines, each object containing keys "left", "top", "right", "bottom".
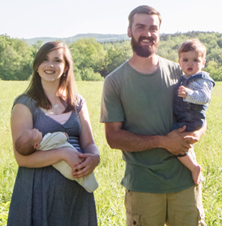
{"left": 179, "top": 50, "right": 206, "bottom": 77}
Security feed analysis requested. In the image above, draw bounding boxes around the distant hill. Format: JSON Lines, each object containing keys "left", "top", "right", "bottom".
{"left": 25, "top": 33, "right": 130, "bottom": 45}
{"left": 24, "top": 31, "right": 222, "bottom": 45}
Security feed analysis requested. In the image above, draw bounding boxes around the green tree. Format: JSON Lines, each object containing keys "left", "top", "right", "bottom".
{"left": 0, "top": 32, "right": 222, "bottom": 81}
{"left": 70, "top": 38, "right": 106, "bottom": 81}
{"left": 0, "top": 35, "right": 33, "bottom": 80}
{"left": 80, "top": 67, "right": 103, "bottom": 81}
{"left": 204, "top": 61, "right": 222, "bottom": 81}
{"left": 101, "top": 41, "right": 132, "bottom": 76}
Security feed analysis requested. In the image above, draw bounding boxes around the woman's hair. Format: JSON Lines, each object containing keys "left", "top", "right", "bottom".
{"left": 25, "top": 41, "right": 79, "bottom": 112}
{"left": 178, "top": 39, "right": 207, "bottom": 59}
{"left": 128, "top": 5, "right": 162, "bottom": 30}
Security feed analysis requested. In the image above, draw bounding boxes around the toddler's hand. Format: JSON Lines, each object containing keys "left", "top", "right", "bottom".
{"left": 178, "top": 85, "right": 188, "bottom": 98}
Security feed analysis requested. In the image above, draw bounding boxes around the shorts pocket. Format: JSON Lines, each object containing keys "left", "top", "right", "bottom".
{"left": 126, "top": 211, "right": 141, "bottom": 226}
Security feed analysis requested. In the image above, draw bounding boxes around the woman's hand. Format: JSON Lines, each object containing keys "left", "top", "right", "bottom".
{"left": 72, "top": 153, "right": 100, "bottom": 178}
{"left": 62, "top": 147, "right": 85, "bottom": 169}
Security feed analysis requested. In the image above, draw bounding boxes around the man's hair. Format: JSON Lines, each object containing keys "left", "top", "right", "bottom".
{"left": 178, "top": 39, "right": 207, "bottom": 59}
{"left": 128, "top": 5, "right": 162, "bottom": 30}
{"left": 15, "top": 130, "right": 36, "bottom": 156}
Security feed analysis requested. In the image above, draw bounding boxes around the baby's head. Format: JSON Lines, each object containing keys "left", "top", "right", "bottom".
{"left": 179, "top": 39, "right": 206, "bottom": 59}
{"left": 178, "top": 39, "right": 206, "bottom": 77}
{"left": 15, "top": 129, "right": 43, "bottom": 156}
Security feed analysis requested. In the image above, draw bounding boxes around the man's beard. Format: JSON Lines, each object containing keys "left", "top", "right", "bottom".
{"left": 131, "top": 35, "right": 159, "bottom": 58}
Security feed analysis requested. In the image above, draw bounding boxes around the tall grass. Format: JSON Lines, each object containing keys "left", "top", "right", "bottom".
{"left": 197, "top": 82, "right": 222, "bottom": 225}
{"left": 0, "top": 81, "right": 222, "bottom": 226}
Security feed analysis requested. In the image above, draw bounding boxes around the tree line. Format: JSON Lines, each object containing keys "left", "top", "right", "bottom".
{"left": 0, "top": 32, "right": 222, "bottom": 81}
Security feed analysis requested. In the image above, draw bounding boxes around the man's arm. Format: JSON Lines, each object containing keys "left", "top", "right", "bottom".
{"left": 105, "top": 121, "right": 199, "bottom": 155}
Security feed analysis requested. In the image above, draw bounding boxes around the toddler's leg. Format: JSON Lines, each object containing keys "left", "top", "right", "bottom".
{"left": 178, "top": 153, "right": 201, "bottom": 185}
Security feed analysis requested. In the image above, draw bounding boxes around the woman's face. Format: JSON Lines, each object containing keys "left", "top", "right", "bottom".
{"left": 37, "top": 48, "right": 66, "bottom": 83}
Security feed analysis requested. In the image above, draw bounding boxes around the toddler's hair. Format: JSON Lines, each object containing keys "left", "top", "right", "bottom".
{"left": 178, "top": 39, "right": 206, "bottom": 59}
{"left": 15, "top": 130, "right": 36, "bottom": 156}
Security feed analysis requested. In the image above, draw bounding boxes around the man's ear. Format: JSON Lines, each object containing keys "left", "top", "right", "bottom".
{"left": 127, "top": 27, "right": 132, "bottom": 38}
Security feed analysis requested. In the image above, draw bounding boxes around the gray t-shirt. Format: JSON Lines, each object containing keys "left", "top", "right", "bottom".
{"left": 100, "top": 56, "right": 194, "bottom": 193}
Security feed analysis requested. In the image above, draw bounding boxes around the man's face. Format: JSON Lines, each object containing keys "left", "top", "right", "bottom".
{"left": 128, "top": 13, "right": 160, "bottom": 57}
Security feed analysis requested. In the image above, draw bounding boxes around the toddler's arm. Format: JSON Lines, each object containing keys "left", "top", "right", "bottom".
{"left": 179, "top": 79, "right": 214, "bottom": 105}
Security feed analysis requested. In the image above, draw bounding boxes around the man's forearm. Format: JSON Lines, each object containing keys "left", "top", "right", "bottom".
{"left": 105, "top": 123, "right": 197, "bottom": 155}
{"left": 106, "top": 128, "right": 162, "bottom": 152}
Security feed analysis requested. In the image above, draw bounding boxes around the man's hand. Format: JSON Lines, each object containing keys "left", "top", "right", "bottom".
{"left": 162, "top": 126, "right": 198, "bottom": 155}
{"left": 181, "top": 121, "right": 207, "bottom": 141}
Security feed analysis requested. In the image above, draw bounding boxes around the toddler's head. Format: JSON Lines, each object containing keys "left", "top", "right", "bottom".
{"left": 15, "top": 129, "right": 43, "bottom": 156}
{"left": 178, "top": 39, "right": 206, "bottom": 77}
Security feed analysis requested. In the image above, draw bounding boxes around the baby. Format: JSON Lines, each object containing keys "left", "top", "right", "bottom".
{"left": 173, "top": 39, "right": 215, "bottom": 185}
{"left": 15, "top": 128, "right": 98, "bottom": 193}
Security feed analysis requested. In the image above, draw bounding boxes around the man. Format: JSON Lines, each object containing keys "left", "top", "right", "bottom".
{"left": 100, "top": 5, "right": 206, "bottom": 226}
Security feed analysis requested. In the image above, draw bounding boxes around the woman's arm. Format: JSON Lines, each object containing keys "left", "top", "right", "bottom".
{"left": 72, "top": 103, "right": 100, "bottom": 178}
{"left": 11, "top": 103, "right": 83, "bottom": 168}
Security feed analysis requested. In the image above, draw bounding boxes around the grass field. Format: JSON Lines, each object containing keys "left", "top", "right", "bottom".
{"left": 0, "top": 81, "right": 222, "bottom": 226}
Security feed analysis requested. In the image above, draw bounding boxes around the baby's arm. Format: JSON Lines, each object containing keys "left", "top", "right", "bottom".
{"left": 179, "top": 79, "right": 214, "bottom": 105}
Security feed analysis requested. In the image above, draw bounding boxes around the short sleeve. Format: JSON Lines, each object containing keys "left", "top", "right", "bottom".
{"left": 13, "top": 94, "right": 36, "bottom": 112}
{"left": 100, "top": 75, "right": 125, "bottom": 123}
{"left": 13, "top": 94, "right": 38, "bottom": 123}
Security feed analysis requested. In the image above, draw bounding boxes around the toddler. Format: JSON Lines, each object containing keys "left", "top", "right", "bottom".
{"left": 173, "top": 39, "right": 215, "bottom": 185}
{"left": 15, "top": 128, "right": 98, "bottom": 193}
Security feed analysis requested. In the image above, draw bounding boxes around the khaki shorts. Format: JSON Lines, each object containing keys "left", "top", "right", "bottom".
{"left": 125, "top": 185, "right": 205, "bottom": 226}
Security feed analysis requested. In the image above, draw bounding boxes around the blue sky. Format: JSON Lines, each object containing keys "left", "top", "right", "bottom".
{"left": 1, "top": 0, "right": 222, "bottom": 39}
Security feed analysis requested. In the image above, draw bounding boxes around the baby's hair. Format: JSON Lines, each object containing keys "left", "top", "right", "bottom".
{"left": 178, "top": 39, "right": 207, "bottom": 59}
{"left": 15, "top": 130, "right": 36, "bottom": 155}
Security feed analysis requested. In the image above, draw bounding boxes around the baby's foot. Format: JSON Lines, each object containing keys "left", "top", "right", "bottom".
{"left": 192, "top": 165, "right": 201, "bottom": 185}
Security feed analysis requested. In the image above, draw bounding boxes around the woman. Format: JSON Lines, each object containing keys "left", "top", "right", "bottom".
{"left": 8, "top": 41, "right": 100, "bottom": 226}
